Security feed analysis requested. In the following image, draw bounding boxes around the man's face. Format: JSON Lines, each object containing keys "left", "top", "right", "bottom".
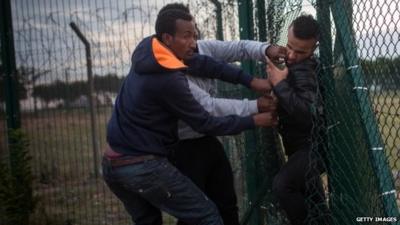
{"left": 286, "top": 26, "right": 317, "bottom": 65}
{"left": 163, "top": 19, "right": 197, "bottom": 60}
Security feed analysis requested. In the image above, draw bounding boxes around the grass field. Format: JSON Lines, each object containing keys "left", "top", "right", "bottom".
{"left": 21, "top": 107, "right": 130, "bottom": 225}
{"left": 18, "top": 107, "right": 179, "bottom": 225}
{"left": 372, "top": 92, "right": 400, "bottom": 170}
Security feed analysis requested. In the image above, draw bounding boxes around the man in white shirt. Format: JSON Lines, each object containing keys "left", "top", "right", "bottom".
{"left": 175, "top": 39, "right": 283, "bottom": 225}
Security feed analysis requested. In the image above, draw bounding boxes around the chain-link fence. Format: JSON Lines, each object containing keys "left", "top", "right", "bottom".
{"left": 2, "top": 0, "right": 266, "bottom": 224}
{"left": 0, "top": 106, "right": 6, "bottom": 159}
{"left": 1, "top": 0, "right": 400, "bottom": 225}
{"left": 310, "top": 0, "right": 400, "bottom": 224}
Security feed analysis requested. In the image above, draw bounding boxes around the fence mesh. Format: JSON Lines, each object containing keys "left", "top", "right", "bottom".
{"left": 0, "top": 105, "right": 5, "bottom": 160}
{"left": 1, "top": 0, "right": 400, "bottom": 225}
{"left": 3, "top": 0, "right": 261, "bottom": 224}
{"left": 309, "top": 0, "right": 400, "bottom": 224}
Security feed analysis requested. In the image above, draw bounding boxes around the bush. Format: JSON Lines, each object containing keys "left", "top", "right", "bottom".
{"left": 0, "top": 129, "right": 36, "bottom": 225}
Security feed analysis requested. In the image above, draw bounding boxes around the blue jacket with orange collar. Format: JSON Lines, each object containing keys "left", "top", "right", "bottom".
{"left": 107, "top": 36, "right": 255, "bottom": 156}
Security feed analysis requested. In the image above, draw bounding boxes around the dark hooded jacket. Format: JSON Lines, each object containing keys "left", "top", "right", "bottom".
{"left": 107, "top": 36, "right": 255, "bottom": 156}
{"left": 273, "top": 58, "right": 318, "bottom": 156}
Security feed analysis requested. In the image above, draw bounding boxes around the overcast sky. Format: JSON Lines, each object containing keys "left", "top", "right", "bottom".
{"left": 10, "top": 0, "right": 400, "bottom": 84}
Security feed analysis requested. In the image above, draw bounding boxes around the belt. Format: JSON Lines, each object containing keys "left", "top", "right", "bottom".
{"left": 103, "top": 155, "right": 159, "bottom": 168}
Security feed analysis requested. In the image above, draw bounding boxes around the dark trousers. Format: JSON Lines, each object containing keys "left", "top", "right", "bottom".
{"left": 172, "top": 136, "right": 239, "bottom": 225}
{"left": 103, "top": 157, "right": 223, "bottom": 225}
{"left": 272, "top": 149, "right": 327, "bottom": 225}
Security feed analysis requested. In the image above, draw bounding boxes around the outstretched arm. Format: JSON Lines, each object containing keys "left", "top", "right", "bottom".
{"left": 185, "top": 54, "right": 271, "bottom": 93}
{"left": 198, "top": 40, "right": 286, "bottom": 63}
{"left": 188, "top": 80, "right": 258, "bottom": 116}
{"left": 197, "top": 40, "right": 267, "bottom": 62}
{"left": 161, "top": 74, "right": 277, "bottom": 136}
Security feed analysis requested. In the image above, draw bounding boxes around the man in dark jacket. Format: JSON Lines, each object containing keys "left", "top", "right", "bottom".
{"left": 102, "top": 8, "right": 277, "bottom": 225}
{"left": 267, "top": 15, "right": 327, "bottom": 225}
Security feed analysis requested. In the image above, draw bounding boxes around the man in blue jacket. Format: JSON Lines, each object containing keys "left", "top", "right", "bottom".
{"left": 102, "top": 7, "right": 277, "bottom": 225}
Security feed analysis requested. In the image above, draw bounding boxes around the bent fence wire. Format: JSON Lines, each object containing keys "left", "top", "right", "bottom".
{"left": 0, "top": 0, "right": 399, "bottom": 225}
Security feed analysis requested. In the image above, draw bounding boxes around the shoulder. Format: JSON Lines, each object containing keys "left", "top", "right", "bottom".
{"left": 288, "top": 58, "right": 318, "bottom": 86}
{"left": 161, "top": 70, "right": 188, "bottom": 87}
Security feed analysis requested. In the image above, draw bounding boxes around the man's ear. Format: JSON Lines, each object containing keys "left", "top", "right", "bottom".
{"left": 162, "top": 33, "right": 173, "bottom": 46}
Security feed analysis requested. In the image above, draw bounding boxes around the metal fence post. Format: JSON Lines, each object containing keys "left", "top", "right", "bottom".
{"left": 330, "top": 0, "right": 399, "bottom": 220}
{"left": 237, "top": 1, "right": 260, "bottom": 225}
{"left": 1, "top": 0, "right": 21, "bottom": 132}
{"left": 209, "top": 0, "right": 224, "bottom": 41}
{"left": 69, "top": 22, "right": 100, "bottom": 178}
{"left": 256, "top": 0, "right": 266, "bottom": 42}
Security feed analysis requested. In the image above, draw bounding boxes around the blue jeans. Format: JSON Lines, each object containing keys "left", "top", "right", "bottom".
{"left": 102, "top": 157, "right": 223, "bottom": 225}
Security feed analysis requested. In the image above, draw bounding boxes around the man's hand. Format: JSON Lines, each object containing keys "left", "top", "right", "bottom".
{"left": 252, "top": 112, "right": 278, "bottom": 127}
{"left": 250, "top": 77, "right": 272, "bottom": 93}
{"left": 257, "top": 95, "right": 277, "bottom": 113}
{"left": 265, "top": 44, "right": 286, "bottom": 63}
{"left": 266, "top": 56, "right": 289, "bottom": 86}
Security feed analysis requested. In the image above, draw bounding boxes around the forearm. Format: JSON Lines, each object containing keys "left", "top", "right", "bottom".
{"left": 162, "top": 74, "right": 256, "bottom": 136}
{"left": 198, "top": 40, "right": 268, "bottom": 62}
{"left": 188, "top": 80, "right": 258, "bottom": 116}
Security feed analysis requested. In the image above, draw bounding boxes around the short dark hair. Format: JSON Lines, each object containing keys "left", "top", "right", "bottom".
{"left": 158, "top": 3, "right": 203, "bottom": 40}
{"left": 290, "top": 14, "right": 320, "bottom": 40}
{"left": 155, "top": 9, "right": 193, "bottom": 41}
{"left": 158, "top": 3, "right": 190, "bottom": 14}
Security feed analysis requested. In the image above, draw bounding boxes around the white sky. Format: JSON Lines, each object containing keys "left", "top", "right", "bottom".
{"left": 10, "top": 0, "right": 400, "bottom": 83}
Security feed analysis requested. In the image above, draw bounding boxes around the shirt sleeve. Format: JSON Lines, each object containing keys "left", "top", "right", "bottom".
{"left": 161, "top": 73, "right": 255, "bottom": 136}
{"left": 184, "top": 40, "right": 265, "bottom": 117}
{"left": 197, "top": 40, "right": 269, "bottom": 63}
{"left": 185, "top": 54, "right": 253, "bottom": 88}
{"left": 188, "top": 80, "right": 258, "bottom": 116}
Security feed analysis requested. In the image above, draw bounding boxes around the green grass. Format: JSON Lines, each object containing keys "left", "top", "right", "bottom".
{"left": 19, "top": 107, "right": 180, "bottom": 225}
{"left": 371, "top": 91, "right": 400, "bottom": 208}
{"left": 20, "top": 107, "right": 131, "bottom": 225}
{"left": 371, "top": 92, "right": 400, "bottom": 170}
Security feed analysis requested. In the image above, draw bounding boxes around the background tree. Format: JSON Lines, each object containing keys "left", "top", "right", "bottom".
{"left": 0, "top": 66, "right": 28, "bottom": 104}
{"left": 93, "top": 73, "right": 123, "bottom": 93}
{"left": 32, "top": 74, "right": 123, "bottom": 109}
{"left": 361, "top": 56, "right": 400, "bottom": 91}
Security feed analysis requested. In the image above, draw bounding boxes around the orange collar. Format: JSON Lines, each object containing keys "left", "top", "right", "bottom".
{"left": 152, "top": 38, "right": 187, "bottom": 70}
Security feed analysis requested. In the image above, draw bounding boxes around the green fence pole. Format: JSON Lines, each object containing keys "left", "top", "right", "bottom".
{"left": 256, "top": 1, "right": 286, "bottom": 225}
{"left": 331, "top": 0, "right": 399, "bottom": 219}
{"left": 1, "top": 0, "right": 21, "bottom": 131}
{"left": 316, "top": 0, "right": 345, "bottom": 223}
{"left": 256, "top": 0, "right": 266, "bottom": 42}
{"left": 209, "top": 0, "right": 224, "bottom": 41}
{"left": 238, "top": 1, "right": 260, "bottom": 225}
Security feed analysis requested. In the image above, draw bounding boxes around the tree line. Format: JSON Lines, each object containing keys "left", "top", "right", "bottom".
{"left": 1, "top": 56, "right": 399, "bottom": 107}
{"left": 360, "top": 56, "right": 400, "bottom": 90}
{"left": 31, "top": 73, "right": 123, "bottom": 106}
{"left": 0, "top": 66, "right": 124, "bottom": 108}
